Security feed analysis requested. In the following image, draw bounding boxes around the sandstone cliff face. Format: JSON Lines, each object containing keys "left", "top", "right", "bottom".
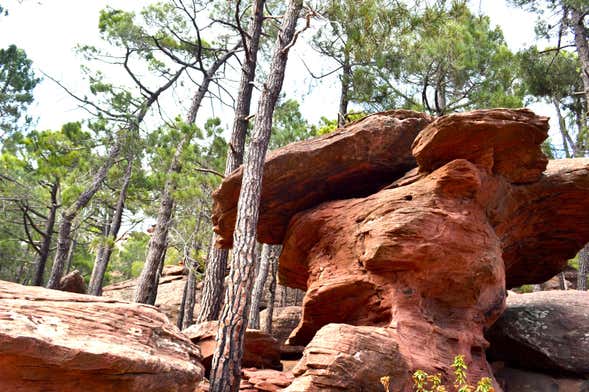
{"left": 0, "top": 280, "right": 204, "bottom": 392}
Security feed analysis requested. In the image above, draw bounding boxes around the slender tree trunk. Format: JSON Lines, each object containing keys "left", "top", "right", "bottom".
{"left": 46, "top": 140, "right": 122, "bottom": 289}
{"left": 337, "top": 48, "right": 351, "bottom": 128}
{"left": 197, "top": 0, "right": 266, "bottom": 323}
{"left": 249, "top": 244, "right": 272, "bottom": 329}
{"left": 65, "top": 232, "right": 77, "bottom": 275}
{"left": 32, "top": 181, "right": 59, "bottom": 286}
{"left": 553, "top": 97, "right": 574, "bottom": 157}
{"left": 179, "top": 216, "right": 204, "bottom": 330}
{"left": 134, "top": 46, "right": 238, "bottom": 304}
{"left": 209, "top": 2, "right": 304, "bottom": 390}
{"left": 571, "top": 9, "right": 589, "bottom": 112}
{"left": 89, "top": 156, "right": 133, "bottom": 296}
{"left": 558, "top": 272, "right": 568, "bottom": 290}
{"left": 578, "top": 243, "right": 589, "bottom": 291}
{"left": 263, "top": 245, "right": 281, "bottom": 335}
{"left": 145, "top": 243, "right": 167, "bottom": 306}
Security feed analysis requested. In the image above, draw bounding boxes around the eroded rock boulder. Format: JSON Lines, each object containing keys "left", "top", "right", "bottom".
{"left": 285, "top": 324, "right": 411, "bottom": 392}
{"left": 0, "top": 280, "right": 204, "bottom": 392}
{"left": 58, "top": 269, "right": 87, "bottom": 294}
{"left": 486, "top": 290, "right": 589, "bottom": 376}
{"left": 241, "top": 368, "right": 294, "bottom": 392}
{"left": 184, "top": 320, "right": 282, "bottom": 376}
{"left": 493, "top": 365, "right": 589, "bottom": 392}
{"left": 212, "top": 110, "right": 433, "bottom": 247}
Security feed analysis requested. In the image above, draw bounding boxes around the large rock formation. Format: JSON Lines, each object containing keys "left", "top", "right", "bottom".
{"left": 212, "top": 110, "right": 433, "bottom": 246}
{"left": 486, "top": 290, "right": 589, "bottom": 376}
{"left": 213, "top": 108, "right": 589, "bottom": 390}
{"left": 0, "top": 280, "right": 204, "bottom": 391}
{"left": 260, "top": 306, "right": 304, "bottom": 357}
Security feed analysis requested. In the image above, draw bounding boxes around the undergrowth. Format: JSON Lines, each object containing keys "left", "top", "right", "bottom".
{"left": 380, "top": 355, "right": 494, "bottom": 392}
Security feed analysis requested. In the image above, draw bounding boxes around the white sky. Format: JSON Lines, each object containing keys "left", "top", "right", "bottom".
{"left": 0, "top": 0, "right": 560, "bottom": 145}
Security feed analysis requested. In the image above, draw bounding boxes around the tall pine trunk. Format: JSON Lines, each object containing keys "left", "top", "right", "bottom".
{"left": 88, "top": 155, "right": 133, "bottom": 295}
{"left": 209, "top": 2, "right": 304, "bottom": 390}
{"left": 197, "top": 0, "right": 266, "bottom": 323}
{"left": 262, "top": 245, "right": 281, "bottom": 334}
{"left": 134, "top": 47, "right": 238, "bottom": 304}
{"left": 553, "top": 97, "right": 574, "bottom": 157}
{"left": 578, "top": 243, "right": 589, "bottom": 291}
{"left": 249, "top": 243, "right": 272, "bottom": 329}
{"left": 32, "top": 180, "right": 59, "bottom": 286}
{"left": 178, "top": 213, "right": 205, "bottom": 330}
{"left": 571, "top": 9, "right": 589, "bottom": 112}
{"left": 337, "top": 48, "right": 351, "bottom": 128}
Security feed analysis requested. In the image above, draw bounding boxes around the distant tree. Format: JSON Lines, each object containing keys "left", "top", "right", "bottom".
{"left": 269, "top": 98, "right": 314, "bottom": 149}
{"left": 0, "top": 45, "right": 40, "bottom": 139}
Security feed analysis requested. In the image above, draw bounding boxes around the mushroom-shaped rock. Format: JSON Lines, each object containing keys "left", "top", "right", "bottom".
{"left": 212, "top": 110, "right": 433, "bottom": 247}
{"left": 0, "top": 280, "right": 204, "bottom": 392}
{"left": 412, "top": 108, "right": 549, "bottom": 183}
{"left": 276, "top": 109, "right": 589, "bottom": 390}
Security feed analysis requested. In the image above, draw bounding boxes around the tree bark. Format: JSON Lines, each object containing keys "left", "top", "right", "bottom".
{"left": 209, "top": 1, "right": 304, "bottom": 390}
{"left": 88, "top": 155, "right": 133, "bottom": 296}
{"left": 262, "top": 245, "right": 281, "bottom": 334}
{"left": 578, "top": 243, "right": 589, "bottom": 291}
{"left": 571, "top": 8, "right": 589, "bottom": 112}
{"left": 32, "top": 180, "right": 59, "bottom": 286}
{"left": 558, "top": 272, "right": 568, "bottom": 290}
{"left": 337, "top": 48, "right": 351, "bottom": 128}
{"left": 146, "top": 244, "right": 167, "bottom": 306}
{"left": 134, "top": 46, "right": 237, "bottom": 304}
{"left": 197, "top": 0, "right": 266, "bottom": 323}
{"left": 249, "top": 243, "right": 272, "bottom": 329}
{"left": 179, "top": 215, "right": 205, "bottom": 330}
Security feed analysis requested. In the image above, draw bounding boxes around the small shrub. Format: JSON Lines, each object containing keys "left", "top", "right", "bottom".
{"left": 380, "top": 355, "right": 494, "bottom": 392}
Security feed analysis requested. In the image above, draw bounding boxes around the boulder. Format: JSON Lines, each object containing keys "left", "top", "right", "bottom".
{"left": 241, "top": 368, "right": 294, "bottom": 391}
{"left": 212, "top": 110, "right": 432, "bottom": 247}
{"left": 0, "top": 280, "right": 204, "bottom": 392}
{"left": 486, "top": 290, "right": 589, "bottom": 376}
{"left": 285, "top": 324, "right": 411, "bottom": 392}
{"left": 259, "top": 306, "right": 304, "bottom": 357}
{"left": 58, "top": 269, "right": 86, "bottom": 294}
{"left": 493, "top": 365, "right": 589, "bottom": 392}
{"left": 103, "top": 265, "right": 192, "bottom": 324}
{"left": 184, "top": 321, "right": 282, "bottom": 376}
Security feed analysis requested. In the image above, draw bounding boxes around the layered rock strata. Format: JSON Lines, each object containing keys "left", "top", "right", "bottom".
{"left": 0, "top": 280, "right": 204, "bottom": 392}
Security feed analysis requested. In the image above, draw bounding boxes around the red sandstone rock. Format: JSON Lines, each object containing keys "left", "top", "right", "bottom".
{"left": 242, "top": 368, "right": 294, "bottom": 391}
{"left": 486, "top": 290, "right": 589, "bottom": 376}
{"left": 0, "top": 280, "right": 204, "bottom": 392}
{"left": 412, "top": 109, "right": 549, "bottom": 183}
{"left": 285, "top": 324, "right": 411, "bottom": 392}
{"left": 260, "top": 306, "right": 304, "bottom": 357}
{"left": 212, "top": 110, "right": 432, "bottom": 247}
{"left": 279, "top": 156, "right": 589, "bottom": 389}
{"left": 184, "top": 321, "right": 282, "bottom": 376}
{"left": 58, "top": 269, "right": 87, "bottom": 294}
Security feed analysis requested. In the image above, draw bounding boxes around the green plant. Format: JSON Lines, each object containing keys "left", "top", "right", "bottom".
{"left": 380, "top": 355, "right": 494, "bottom": 392}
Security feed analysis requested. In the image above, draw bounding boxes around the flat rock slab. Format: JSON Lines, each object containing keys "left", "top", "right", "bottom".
{"left": 0, "top": 280, "right": 204, "bottom": 392}
{"left": 212, "top": 110, "right": 432, "bottom": 247}
{"left": 413, "top": 108, "right": 549, "bottom": 183}
{"left": 486, "top": 290, "right": 589, "bottom": 376}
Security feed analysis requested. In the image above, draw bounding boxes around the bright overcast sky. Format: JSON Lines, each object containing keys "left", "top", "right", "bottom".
{"left": 0, "top": 0, "right": 559, "bottom": 144}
